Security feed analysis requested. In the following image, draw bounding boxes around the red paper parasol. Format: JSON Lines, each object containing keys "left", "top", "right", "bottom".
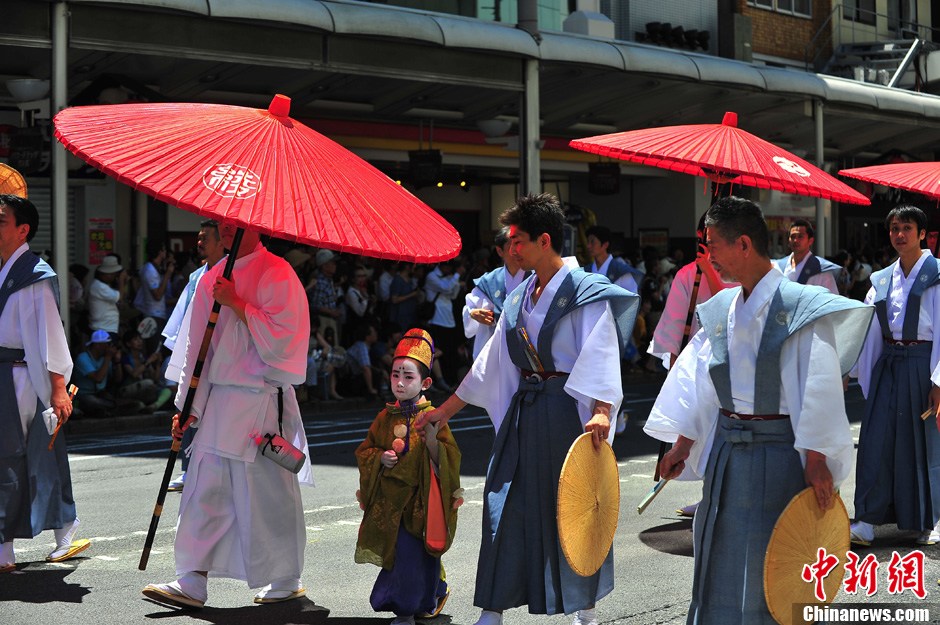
{"left": 570, "top": 112, "right": 870, "bottom": 205}
{"left": 839, "top": 162, "right": 940, "bottom": 201}
{"left": 53, "top": 95, "right": 461, "bottom": 262}
{"left": 54, "top": 95, "right": 461, "bottom": 571}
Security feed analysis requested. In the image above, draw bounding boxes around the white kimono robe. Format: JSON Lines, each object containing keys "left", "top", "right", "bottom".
{"left": 849, "top": 250, "right": 940, "bottom": 395}
{"left": 644, "top": 270, "right": 855, "bottom": 486}
{"left": 647, "top": 261, "right": 730, "bottom": 369}
{"left": 462, "top": 266, "right": 526, "bottom": 360}
{"left": 172, "top": 242, "right": 312, "bottom": 586}
{"left": 456, "top": 262, "right": 623, "bottom": 444}
{"left": 0, "top": 244, "right": 72, "bottom": 437}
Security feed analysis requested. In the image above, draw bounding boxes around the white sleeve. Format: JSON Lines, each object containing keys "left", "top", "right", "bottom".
{"left": 462, "top": 287, "right": 488, "bottom": 339}
{"left": 455, "top": 313, "right": 519, "bottom": 430}
{"left": 851, "top": 286, "right": 881, "bottom": 398}
{"left": 644, "top": 328, "right": 720, "bottom": 479}
{"left": 565, "top": 301, "right": 623, "bottom": 443}
{"left": 783, "top": 316, "right": 854, "bottom": 486}
{"left": 808, "top": 271, "right": 840, "bottom": 295}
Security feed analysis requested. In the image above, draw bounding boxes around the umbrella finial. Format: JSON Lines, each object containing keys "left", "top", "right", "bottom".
{"left": 268, "top": 94, "right": 291, "bottom": 119}
{"left": 721, "top": 112, "right": 737, "bottom": 127}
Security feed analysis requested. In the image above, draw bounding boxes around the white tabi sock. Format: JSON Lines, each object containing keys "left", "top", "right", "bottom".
{"left": 178, "top": 571, "right": 209, "bottom": 603}
{"left": 473, "top": 610, "right": 503, "bottom": 625}
{"left": 53, "top": 518, "right": 80, "bottom": 548}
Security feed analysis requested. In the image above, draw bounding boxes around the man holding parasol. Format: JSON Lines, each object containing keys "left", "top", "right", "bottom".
{"left": 417, "top": 193, "right": 638, "bottom": 625}
{"left": 0, "top": 193, "right": 86, "bottom": 572}
{"left": 143, "top": 222, "right": 312, "bottom": 608}
{"left": 646, "top": 196, "right": 871, "bottom": 624}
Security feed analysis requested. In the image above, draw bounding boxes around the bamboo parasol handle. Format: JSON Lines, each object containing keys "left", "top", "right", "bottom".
{"left": 138, "top": 228, "right": 244, "bottom": 571}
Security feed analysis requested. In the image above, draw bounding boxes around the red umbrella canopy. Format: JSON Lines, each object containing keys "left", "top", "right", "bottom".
{"left": 53, "top": 95, "right": 461, "bottom": 262}
{"left": 570, "top": 112, "right": 870, "bottom": 206}
{"left": 839, "top": 162, "right": 940, "bottom": 201}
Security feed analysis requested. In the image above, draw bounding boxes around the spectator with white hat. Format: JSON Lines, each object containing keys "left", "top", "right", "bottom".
{"left": 87, "top": 254, "right": 126, "bottom": 335}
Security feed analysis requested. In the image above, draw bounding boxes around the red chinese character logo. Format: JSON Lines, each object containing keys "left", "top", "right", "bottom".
{"left": 885, "top": 550, "right": 926, "bottom": 599}
{"left": 843, "top": 551, "right": 879, "bottom": 596}
{"left": 801, "top": 547, "right": 840, "bottom": 601}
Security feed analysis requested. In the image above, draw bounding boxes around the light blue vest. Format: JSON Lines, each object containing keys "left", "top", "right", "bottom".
{"left": 868, "top": 257, "right": 940, "bottom": 340}
{"left": 696, "top": 279, "right": 866, "bottom": 414}
{"left": 501, "top": 268, "right": 639, "bottom": 373}
{"left": 473, "top": 266, "right": 509, "bottom": 320}
{"left": 775, "top": 254, "right": 840, "bottom": 285}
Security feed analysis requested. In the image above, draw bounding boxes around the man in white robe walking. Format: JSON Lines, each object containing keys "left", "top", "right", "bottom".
{"left": 143, "top": 222, "right": 312, "bottom": 609}
{"left": 646, "top": 196, "right": 871, "bottom": 624}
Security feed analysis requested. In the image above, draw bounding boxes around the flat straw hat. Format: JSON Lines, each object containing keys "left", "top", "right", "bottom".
{"left": 0, "top": 163, "right": 27, "bottom": 198}
{"left": 557, "top": 432, "right": 620, "bottom": 577}
{"left": 764, "top": 487, "right": 849, "bottom": 625}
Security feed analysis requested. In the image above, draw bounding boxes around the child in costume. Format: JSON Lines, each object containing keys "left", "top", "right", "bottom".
{"left": 355, "top": 328, "right": 462, "bottom": 625}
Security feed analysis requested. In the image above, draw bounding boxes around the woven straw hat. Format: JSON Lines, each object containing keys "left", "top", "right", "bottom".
{"left": 764, "top": 487, "right": 849, "bottom": 625}
{"left": 557, "top": 432, "right": 620, "bottom": 577}
{"left": 0, "top": 163, "right": 27, "bottom": 198}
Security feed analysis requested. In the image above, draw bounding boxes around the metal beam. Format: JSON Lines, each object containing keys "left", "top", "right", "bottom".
{"left": 814, "top": 99, "right": 827, "bottom": 257}
{"left": 520, "top": 58, "right": 540, "bottom": 195}
{"left": 52, "top": 1, "right": 69, "bottom": 337}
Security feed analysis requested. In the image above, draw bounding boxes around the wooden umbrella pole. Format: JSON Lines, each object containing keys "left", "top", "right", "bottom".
{"left": 138, "top": 227, "right": 244, "bottom": 571}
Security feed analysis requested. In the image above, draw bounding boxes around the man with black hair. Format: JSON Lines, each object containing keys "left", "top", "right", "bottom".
{"left": 462, "top": 227, "right": 527, "bottom": 360}
{"left": 0, "top": 194, "right": 87, "bottom": 572}
{"left": 584, "top": 224, "right": 643, "bottom": 294}
{"left": 852, "top": 205, "right": 940, "bottom": 547}
{"left": 162, "top": 219, "right": 226, "bottom": 492}
{"left": 418, "top": 193, "right": 638, "bottom": 625}
{"left": 647, "top": 196, "right": 871, "bottom": 624}
{"left": 774, "top": 219, "right": 840, "bottom": 295}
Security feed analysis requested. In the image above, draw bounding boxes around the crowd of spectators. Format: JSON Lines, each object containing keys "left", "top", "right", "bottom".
{"left": 61, "top": 223, "right": 899, "bottom": 418}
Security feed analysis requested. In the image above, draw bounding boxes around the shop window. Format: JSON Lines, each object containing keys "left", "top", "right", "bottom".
{"left": 843, "top": 0, "right": 876, "bottom": 25}
{"left": 748, "top": 0, "right": 812, "bottom": 18}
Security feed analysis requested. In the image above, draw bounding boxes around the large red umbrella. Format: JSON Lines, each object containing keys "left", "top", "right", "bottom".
{"left": 53, "top": 95, "right": 461, "bottom": 262}
{"left": 839, "top": 162, "right": 940, "bottom": 201}
{"left": 570, "top": 112, "right": 870, "bottom": 205}
{"left": 572, "top": 111, "right": 870, "bottom": 494}
{"left": 54, "top": 95, "right": 461, "bottom": 570}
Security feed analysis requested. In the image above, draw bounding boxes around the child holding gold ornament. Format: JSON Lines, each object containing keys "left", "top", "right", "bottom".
{"left": 355, "top": 328, "right": 462, "bottom": 625}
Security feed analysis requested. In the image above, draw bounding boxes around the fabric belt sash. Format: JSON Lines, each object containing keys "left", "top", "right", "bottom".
{"left": 520, "top": 369, "right": 569, "bottom": 381}
{"left": 0, "top": 347, "right": 26, "bottom": 362}
{"left": 884, "top": 338, "right": 931, "bottom": 346}
{"left": 718, "top": 408, "right": 789, "bottom": 421}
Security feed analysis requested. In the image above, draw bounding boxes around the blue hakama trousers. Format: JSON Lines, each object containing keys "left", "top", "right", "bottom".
{"left": 0, "top": 355, "right": 75, "bottom": 543}
{"left": 854, "top": 342, "right": 940, "bottom": 531}
{"left": 689, "top": 415, "right": 804, "bottom": 625}
{"left": 370, "top": 525, "right": 447, "bottom": 617}
{"left": 475, "top": 375, "right": 614, "bottom": 615}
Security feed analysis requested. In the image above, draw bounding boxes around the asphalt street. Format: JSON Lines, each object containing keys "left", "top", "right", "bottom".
{"left": 3, "top": 378, "right": 940, "bottom": 624}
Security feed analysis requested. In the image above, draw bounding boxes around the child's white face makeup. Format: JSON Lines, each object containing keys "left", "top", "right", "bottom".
{"left": 390, "top": 358, "right": 428, "bottom": 402}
